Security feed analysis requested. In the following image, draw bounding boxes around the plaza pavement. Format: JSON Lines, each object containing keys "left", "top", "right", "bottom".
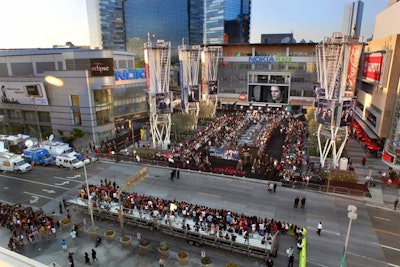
{"left": 0, "top": 136, "right": 398, "bottom": 267}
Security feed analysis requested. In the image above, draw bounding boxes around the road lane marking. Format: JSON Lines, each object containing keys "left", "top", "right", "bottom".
{"left": 0, "top": 174, "right": 70, "bottom": 190}
{"left": 388, "top": 263, "right": 400, "bottom": 267}
{"left": 53, "top": 176, "right": 82, "bottom": 183}
{"left": 55, "top": 181, "right": 70, "bottom": 186}
{"left": 42, "top": 189, "right": 56, "bottom": 194}
{"left": 30, "top": 196, "right": 39, "bottom": 204}
{"left": 374, "top": 228, "right": 400, "bottom": 237}
{"left": 381, "top": 244, "right": 400, "bottom": 252}
{"left": 373, "top": 216, "right": 390, "bottom": 221}
{"left": 198, "top": 192, "right": 223, "bottom": 198}
{"left": 23, "top": 191, "right": 57, "bottom": 201}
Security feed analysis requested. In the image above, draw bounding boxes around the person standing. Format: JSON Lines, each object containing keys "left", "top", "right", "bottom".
{"left": 361, "top": 157, "right": 366, "bottom": 166}
{"left": 68, "top": 252, "right": 74, "bottom": 267}
{"left": 294, "top": 196, "right": 300, "bottom": 208}
{"left": 61, "top": 239, "right": 68, "bottom": 252}
{"left": 288, "top": 253, "right": 295, "bottom": 267}
{"left": 59, "top": 202, "right": 63, "bottom": 214}
{"left": 176, "top": 169, "right": 180, "bottom": 179}
{"left": 84, "top": 252, "right": 91, "bottom": 265}
{"left": 394, "top": 198, "right": 399, "bottom": 210}
{"left": 301, "top": 197, "right": 306, "bottom": 209}
{"left": 266, "top": 257, "right": 274, "bottom": 267}
{"left": 273, "top": 183, "right": 277, "bottom": 193}
{"left": 91, "top": 248, "right": 98, "bottom": 262}
{"left": 70, "top": 229, "right": 77, "bottom": 242}
{"left": 317, "top": 222, "right": 322, "bottom": 236}
{"left": 159, "top": 257, "right": 164, "bottom": 267}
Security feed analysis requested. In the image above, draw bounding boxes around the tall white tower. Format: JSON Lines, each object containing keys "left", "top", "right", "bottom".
{"left": 178, "top": 45, "right": 201, "bottom": 124}
{"left": 143, "top": 38, "right": 172, "bottom": 149}
{"left": 315, "top": 33, "right": 362, "bottom": 168}
{"left": 201, "top": 46, "right": 222, "bottom": 117}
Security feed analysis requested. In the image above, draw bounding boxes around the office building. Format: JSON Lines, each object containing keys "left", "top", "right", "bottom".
{"left": 0, "top": 48, "right": 147, "bottom": 147}
{"left": 373, "top": 0, "right": 400, "bottom": 40}
{"left": 86, "top": 0, "right": 251, "bottom": 60}
{"left": 342, "top": 0, "right": 364, "bottom": 37}
{"left": 86, "top": 0, "right": 126, "bottom": 50}
{"left": 217, "top": 43, "right": 317, "bottom": 109}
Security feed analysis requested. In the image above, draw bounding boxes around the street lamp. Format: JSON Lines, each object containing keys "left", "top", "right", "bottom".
{"left": 84, "top": 162, "right": 94, "bottom": 226}
{"left": 340, "top": 205, "right": 357, "bottom": 267}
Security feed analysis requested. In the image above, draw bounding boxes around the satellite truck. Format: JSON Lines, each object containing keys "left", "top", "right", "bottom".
{"left": 22, "top": 139, "right": 53, "bottom": 166}
{"left": 40, "top": 134, "right": 82, "bottom": 160}
{"left": 0, "top": 142, "right": 32, "bottom": 173}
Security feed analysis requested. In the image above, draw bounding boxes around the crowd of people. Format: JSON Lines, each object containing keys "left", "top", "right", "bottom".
{"left": 77, "top": 181, "right": 305, "bottom": 247}
{"left": 0, "top": 201, "right": 64, "bottom": 251}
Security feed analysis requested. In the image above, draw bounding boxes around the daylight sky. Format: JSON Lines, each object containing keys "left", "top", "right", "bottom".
{"left": 0, "top": 0, "right": 389, "bottom": 49}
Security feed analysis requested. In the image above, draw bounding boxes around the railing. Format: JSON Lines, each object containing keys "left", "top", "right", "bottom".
{"left": 280, "top": 180, "right": 370, "bottom": 197}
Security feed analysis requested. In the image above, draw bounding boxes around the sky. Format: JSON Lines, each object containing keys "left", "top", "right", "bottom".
{"left": 0, "top": 0, "right": 390, "bottom": 49}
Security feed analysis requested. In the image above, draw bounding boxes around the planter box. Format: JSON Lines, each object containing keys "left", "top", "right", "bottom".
{"left": 158, "top": 248, "right": 170, "bottom": 259}
{"left": 120, "top": 235, "right": 132, "bottom": 247}
{"left": 104, "top": 230, "right": 115, "bottom": 242}
{"left": 177, "top": 252, "right": 189, "bottom": 266}
{"left": 139, "top": 244, "right": 150, "bottom": 254}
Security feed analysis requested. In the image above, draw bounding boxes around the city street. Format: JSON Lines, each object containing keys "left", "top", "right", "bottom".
{"left": 0, "top": 159, "right": 399, "bottom": 266}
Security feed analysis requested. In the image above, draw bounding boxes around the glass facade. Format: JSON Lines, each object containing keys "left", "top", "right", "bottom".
{"left": 124, "top": 0, "right": 190, "bottom": 59}
{"left": 87, "top": 0, "right": 126, "bottom": 50}
{"left": 342, "top": 0, "right": 363, "bottom": 37}
{"left": 204, "top": 0, "right": 251, "bottom": 44}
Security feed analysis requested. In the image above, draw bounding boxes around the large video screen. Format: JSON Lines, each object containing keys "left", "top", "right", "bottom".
{"left": 248, "top": 85, "right": 289, "bottom": 104}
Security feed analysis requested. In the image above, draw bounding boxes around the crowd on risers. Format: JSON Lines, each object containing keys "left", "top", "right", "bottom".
{"left": 0, "top": 201, "right": 67, "bottom": 252}
{"left": 78, "top": 180, "right": 305, "bottom": 247}
{"left": 164, "top": 110, "right": 308, "bottom": 182}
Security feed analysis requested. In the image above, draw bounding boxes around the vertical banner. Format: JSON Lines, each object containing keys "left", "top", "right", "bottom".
{"left": 143, "top": 48, "right": 150, "bottom": 88}
{"left": 179, "top": 60, "right": 185, "bottom": 110}
{"left": 344, "top": 44, "right": 362, "bottom": 97}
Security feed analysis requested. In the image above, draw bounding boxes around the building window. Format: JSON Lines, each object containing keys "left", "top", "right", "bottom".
{"left": 96, "top": 109, "right": 112, "bottom": 125}
{"left": 70, "top": 95, "right": 81, "bottom": 125}
{"left": 72, "top": 109, "right": 82, "bottom": 125}
{"left": 71, "top": 95, "right": 80, "bottom": 106}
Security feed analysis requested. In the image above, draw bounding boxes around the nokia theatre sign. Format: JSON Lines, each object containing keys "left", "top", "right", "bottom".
{"left": 115, "top": 69, "right": 146, "bottom": 81}
{"left": 248, "top": 56, "right": 292, "bottom": 62}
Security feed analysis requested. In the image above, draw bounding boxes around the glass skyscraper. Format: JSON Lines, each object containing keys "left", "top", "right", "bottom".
{"left": 342, "top": 0, "right": 364, "bottom": 37}
{"left": 86, "top": 0, "right": 251, "bottom": 58}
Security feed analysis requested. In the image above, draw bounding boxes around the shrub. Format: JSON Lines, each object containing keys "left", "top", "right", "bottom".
{"left": 159, "top": 241, "right": 169, "bottom": 251}
{"left": 105, "top": 230, "right": 115, "bottom": 236}
{"left": 121, "top": 236, "right": 131, "bottom": 242}
{"left": 139, "top": 237, "right": 150, "bottom": 246}
{"left": 201, "top": 256, "right": 212, "bottom": 264}
{"left": 178, "top": 251, "right": 188, "bottom": 258}
{"left": 87, "top": 226, "right": 98, "bottom": 233}
{"left": 226, "top": 263, "right": 238, "bottom": 267}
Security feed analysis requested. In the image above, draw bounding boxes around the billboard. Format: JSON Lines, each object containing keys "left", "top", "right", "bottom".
{"left": 344, "top": 44, "right": 362, "bottom": 97}
{"left": 208, "top": 80, "right": 218, "bottom": 95}
{"left": 90, "top": 58, "right": 114, "bottom": 77}
{"left": 315, "top": 98, "right": 334, "bottom": 125}
{"left": 155, "top": 92, "right": 171, "bottom": 114}
{"left": 339, "top": 99, "right": 355, "bottom": 127}
{"left": 1, "top": 82, "right": 49, "bottom": 105}
{"left": 248, "top": 85, "right": 289, "bottom": 104}
{"left": 188, "top": 85, "right": 199, "bottom": 102}
{"left": 361, "top": 55, "right": 383, "bottom": 82}
{"left": 208, "top": 146, "right": 240, "bottom": 161}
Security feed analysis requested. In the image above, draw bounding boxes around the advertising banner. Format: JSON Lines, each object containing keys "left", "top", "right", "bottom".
{"left": 188, "top": 85, "right": 199, "bottom": 102}
{"left": 362, "top": 55, "right": 383, "bottom": 82}
{"left": 208, "top": 146, "right": 240, "bottom": 161}
{"left": 155, "top": 92, "right": 171, "bottom": 114}
{"left": 179, "top": 61, "right": 185, "bottom": 110}
{"left": 315, "top": 98, "right": 334, "bottom": 125}
{"left": 1, "top": 82, "right": 49, "bottom": 105}
{"left": 208, "top": 80, "right": 218, "bottom": 95}
{"left": 248, "top": 85, "right": 289, "bottom": 104}
{"left": 90, "top": 58, "right": 114, "bottom": 77}
{"left": 339, "top": 99, "right": 355, "bottom": 127}
{"left": 344, "top": 44, "right": 362, "bottom": 97}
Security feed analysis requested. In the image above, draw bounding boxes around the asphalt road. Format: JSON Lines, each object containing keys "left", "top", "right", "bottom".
{"left": 0, "top": 160, "right": 399, "bottom": 266}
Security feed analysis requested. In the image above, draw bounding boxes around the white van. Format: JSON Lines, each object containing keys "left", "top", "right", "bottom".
{"left": 55, "top": 155, "right": 84, "bottom": 170}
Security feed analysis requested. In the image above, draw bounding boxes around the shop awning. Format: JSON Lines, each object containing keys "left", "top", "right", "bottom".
{"left": 353, "top": 116, "right": 379, "bottom": 139}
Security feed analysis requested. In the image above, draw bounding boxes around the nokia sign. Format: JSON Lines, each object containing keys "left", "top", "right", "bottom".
{"left": 115, "top": 69, "right": 146, "bottom": 81}
{"left": 248, "top": 56, "right": 292, "bottom": 63}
